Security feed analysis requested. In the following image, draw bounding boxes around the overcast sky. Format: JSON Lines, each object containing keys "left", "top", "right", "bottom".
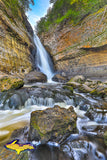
{"left": 27, "top": 0, "right": 52, "bottom": 30}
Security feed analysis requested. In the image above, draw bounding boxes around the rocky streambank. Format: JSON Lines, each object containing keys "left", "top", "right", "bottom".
{"left": 0, "top": 76, "right": 107, "bottom": 159}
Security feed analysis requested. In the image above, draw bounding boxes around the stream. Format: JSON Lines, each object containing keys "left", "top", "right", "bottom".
{"left": 0, "top": 82, "right": 107, "bottom": 160}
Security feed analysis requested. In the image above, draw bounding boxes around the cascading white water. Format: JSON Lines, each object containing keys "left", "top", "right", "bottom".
{"left": 34, "top": 35, "right": 55, "bottom": 82}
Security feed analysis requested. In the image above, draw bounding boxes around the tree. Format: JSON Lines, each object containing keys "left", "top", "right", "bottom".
{"left": 50, "top": 0, "right": 57, "bottom": 4}
{"left": 20, "top": 0, "right": 34, "bottom": 11}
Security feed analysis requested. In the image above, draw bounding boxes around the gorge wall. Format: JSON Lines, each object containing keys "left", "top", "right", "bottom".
{"left": 39, "top": 5, "right": 107, "bottom": 79}
{"left": 0, "top": 0, "right": 36, "bottom": 78}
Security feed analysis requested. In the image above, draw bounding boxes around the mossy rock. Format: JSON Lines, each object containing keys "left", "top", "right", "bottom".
{"left": 90, "top": 87, "right": 107, "bottom": 98}
{"left": 29, "top": 105, "right": 77, "bottom": 143}
{"left": 63, "top": 85, "right": 73, "bottom": 93}
{"left": 90, "top": 89, "right": 98, "bottom": 95}
{"left": 104, "top": 131, "right": 107, "bottom": 146}
{"left": 66, "top": 82, "right": 81, "bottom": 89}
{"left": 0, "top": 77, "right": 24, "bottom": 92}
{"left": 78, "top": 84, "right": 93, "bottom": 93}
{"left": 11, "top": 80, "right": 24, "bottom": 89}
{"left": 68, "top": 75, "right": 85, "bottom": 84}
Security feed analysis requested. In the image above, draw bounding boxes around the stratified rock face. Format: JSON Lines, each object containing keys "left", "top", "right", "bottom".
{"left": 28, "top": 105, "right": 77, "bottom": 143}
{"left": 39, "top": 6, "right": 107, "bottom": 79}
{"left": 0, "top": 0, "right": 35, "bottom": 78}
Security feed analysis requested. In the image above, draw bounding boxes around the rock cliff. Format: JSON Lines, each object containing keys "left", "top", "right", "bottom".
{"left": 39, "top": 5, "right": 107, "bottom": 79}
{"left": 0, "top": 0, "right": 36, "bottom": 78}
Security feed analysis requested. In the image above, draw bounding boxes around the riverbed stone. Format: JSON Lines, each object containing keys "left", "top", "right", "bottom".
{"left": 66, "top": 82, "right": 81, "bottom": 88}
{"left": 52, "top": 74, "right": 67, "bottom": 83}
{"left": 90, "top": 84, "right": 107, "bottom": 98}
{"left": 28, "top": 105, "right": 77, "bottom": 144}
{"left": 68, "top": 75, "right": 85, "bottom": 84}
{"left": 78, "top": 84, "right": 93, "bottom": 93}
{"left": 24, "top": 71, "right": 47, "bottom": 84}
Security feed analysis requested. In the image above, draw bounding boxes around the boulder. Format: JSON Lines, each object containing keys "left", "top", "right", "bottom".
{"left": 68, "top": 75, "right": 85, "bottom": 84}
{"left": 28, "top": 105, "right": 77, "bottom": 144}
{"left": 90, "top": 84, "right": 107, "bottom": 98}
{"left": 78, "top": 84, "right": 93, "bottom": 93}
{"left": 52, "top": 74, "right": 67, "bottom": 83}
{"left": 66, "top": 82, "right": 81, "bottom": 88}
{"left": 24, "top": 71, "right": 47, "bottom": 84}
{"left": 85, "top": 102, "right": 107, "bottom": 123}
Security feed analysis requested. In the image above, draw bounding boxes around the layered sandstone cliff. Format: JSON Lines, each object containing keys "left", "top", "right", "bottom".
{"left": 39, "top": 6, "right": 107, "bottom": 79}
{"left": 0, "top": 0, "right": 36, "bottom": 78}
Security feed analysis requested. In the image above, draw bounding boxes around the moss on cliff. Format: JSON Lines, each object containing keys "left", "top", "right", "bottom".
{"left": 36, "top": 0, "right": 107, "bottom": 34}
{"left": 0, "top": 0, "right": 35, "bottom": 77}
{"left": 0, "top": 77, "right": 24, "bottom": 92}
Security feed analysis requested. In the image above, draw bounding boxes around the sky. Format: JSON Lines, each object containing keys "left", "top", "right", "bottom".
{"left": 26, "top": 0, "right": 52, "bottom": 30}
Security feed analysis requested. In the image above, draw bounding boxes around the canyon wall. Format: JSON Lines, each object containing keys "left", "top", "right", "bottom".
{"left": 0, "top": 0, "right": 36, "bottom": 78}
{"left": 39, "top": 5, "right": 107, "bottom": 79}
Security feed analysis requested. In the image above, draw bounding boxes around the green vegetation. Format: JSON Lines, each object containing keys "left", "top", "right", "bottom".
{"left": 2, "top": 0, "right": 34, "bottom": 18}
{"left": 36, "top": 0, "right": 107, "bottom": 34}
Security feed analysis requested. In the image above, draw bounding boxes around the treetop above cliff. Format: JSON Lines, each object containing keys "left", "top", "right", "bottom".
{"left": 36, "top": 0, "right": 107, "bottom": 34}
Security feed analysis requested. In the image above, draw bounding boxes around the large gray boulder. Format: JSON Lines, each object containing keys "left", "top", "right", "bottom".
{"left": 28, "top": 105, "right": 77, "bottom": 144}
{"left": 24, "top": 71, "right": 47, "bottom": 84}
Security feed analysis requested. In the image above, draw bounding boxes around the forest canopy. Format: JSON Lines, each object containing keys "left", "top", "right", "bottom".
{"left": 36, "top": 0, "right": 107, "bottom": 34}
{"left": 2, "top": 0, "right": 34, "bottom": 17}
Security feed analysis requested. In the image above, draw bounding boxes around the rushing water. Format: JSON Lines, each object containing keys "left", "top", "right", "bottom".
{"left": 34, "top": 35, "right": 55, "bottom": 82}
{"left": 0, "top": 83, "right": 107, "bottom": 160}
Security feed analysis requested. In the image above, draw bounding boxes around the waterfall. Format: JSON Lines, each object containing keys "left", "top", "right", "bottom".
{"left": 34, "top": 35, "right": 55, "bottom": 82}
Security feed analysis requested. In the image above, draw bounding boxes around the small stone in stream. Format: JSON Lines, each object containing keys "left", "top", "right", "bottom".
{"left": 28, "top": 105, "right": 77, "bottom": 144}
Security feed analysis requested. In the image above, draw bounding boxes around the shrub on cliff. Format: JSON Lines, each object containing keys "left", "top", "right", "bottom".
{"left": 36, "top": 0, "right": 107, "bottom": 34}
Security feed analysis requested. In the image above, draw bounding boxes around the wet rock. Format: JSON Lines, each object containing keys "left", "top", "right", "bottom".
{"left": 78, "top": 84, "right": 93, "bottom": 93}
{"left": 29, "top": 144, "right": 72, "bottom": 160}
{"left": 11, "top": 126, "right": 29, "bottom": 143}
{"left": 68, "top": 75, "right": 85, "bottom": 84}
{"left": 52, "top": 74, "right": 67, "bottom": 83}
{"left": 0, "top": 88, "right": 29, "bottom": 109}
{"left": 28, "top": 105, "right": 77, "bottom": 144}
{"left": 63, "top": 86, "right": 73, "bottom": 94}
{"left": 25, "top": 83, "right": 73, "bottom": 103}
{"left": 90, "top": 84, "right": 107, "bottom": 98}
{"left": 85, "top": 103, "right": 107, "bottom": 123}
{"left": 24, "top": 71, "right": 47, "bottom": 84}
{"left": 8, "top": 94, "right": 22, "bottom": 109}
{"left": 104, "top": 131, "right": 107, "bottom": 146}
{"left": 66, "top": 82, "right": 81, "bottom": 88}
